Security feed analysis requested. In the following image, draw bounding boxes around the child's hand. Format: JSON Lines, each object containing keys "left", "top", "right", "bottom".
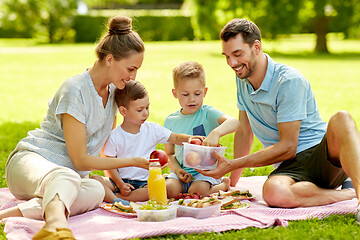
{"left": 202, "top": 132, "right": 220, "bottom": 147}
{"left": 176, "top": 169, "right": 192, "bottom": 183}
{"left": 188, "top": 136, "right": 205, "bottom": 144}
{"left": 119, "top": 183, "right": 135, "bottom": 196}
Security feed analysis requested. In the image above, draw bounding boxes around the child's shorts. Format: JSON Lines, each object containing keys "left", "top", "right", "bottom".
{"left": 166, "top": 172, "right": 222, "bottom": 193}
{"left": 110, "top": 178, "right": 147, "bottom": 194}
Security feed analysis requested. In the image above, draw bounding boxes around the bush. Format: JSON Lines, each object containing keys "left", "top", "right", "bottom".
{"left": 134, "top": 15, "right": 193, "bottom": 41}
{"left": 73, "top": 14, "right": 194, "bottom": 42}
{"left": 74, "top": 15, "right": 108, "bottom": 43}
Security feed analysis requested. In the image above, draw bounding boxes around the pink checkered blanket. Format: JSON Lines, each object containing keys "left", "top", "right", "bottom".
{"left": 1, "top": 176, "right": 357, "bottom": 240}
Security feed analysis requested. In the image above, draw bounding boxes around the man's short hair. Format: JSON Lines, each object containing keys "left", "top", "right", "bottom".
{"left": 220, "top": 19, "right": 261, "bottom": 45}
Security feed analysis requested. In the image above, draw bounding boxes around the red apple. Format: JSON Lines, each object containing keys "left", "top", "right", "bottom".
{"left": 185, "top": 151, "right": 202, "bottom": 167}
{"left": 150, "top": 150, "right": 168, "bottom": 166}
{"left": 202, "top": 156, "right": 217, "bottom": 166}
{"left": 190, "top": 138, "right": 203, "bottom": 145}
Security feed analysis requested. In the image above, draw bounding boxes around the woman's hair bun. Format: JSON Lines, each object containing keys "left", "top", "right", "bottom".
{"left": 108, "top": 16, "right": 132, "bottom": 35}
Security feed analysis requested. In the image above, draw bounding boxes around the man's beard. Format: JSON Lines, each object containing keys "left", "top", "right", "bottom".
{"left": 237, "top": 51, "right": 256, "bottom": 79}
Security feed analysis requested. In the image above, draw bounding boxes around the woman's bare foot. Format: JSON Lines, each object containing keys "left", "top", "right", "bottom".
{"left": 41, "top": 195, "right": 69, "bottom": 232}
{"left": 0, "top": 206, "right": 22, "bottom": 220}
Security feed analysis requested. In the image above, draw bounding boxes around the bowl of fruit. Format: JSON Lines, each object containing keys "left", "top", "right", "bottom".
{"left": 183, "top": 140, "right": 226, "bottom": 170}
{"left": 135, "top": 200, "right": 178, "bottom": 222}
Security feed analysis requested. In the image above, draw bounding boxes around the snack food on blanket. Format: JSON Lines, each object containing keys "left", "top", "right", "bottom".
{"left": 175, "top": 192, "right": 202, "bottom": 200}
{"left": 111, "top": 201, "right": 141, "bottom": 213}
{"left": 139, "top": 200, "right": 169, "bottom": 210}
{"left": 218, "top": 189, "right": 253, "bottom": 199}
{"left": 220, "top": 196, "right": 247, "bottom": 210}
{"left": 178, "top": 197, "right": 221, "bottom": 208}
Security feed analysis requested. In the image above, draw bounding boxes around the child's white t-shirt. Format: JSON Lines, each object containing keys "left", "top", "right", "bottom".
{"left": 103, "top": 121, "right": 172, "bottom": 181}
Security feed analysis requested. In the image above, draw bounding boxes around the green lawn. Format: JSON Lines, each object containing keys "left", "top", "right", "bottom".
{"left": 1, "top": 35, "right": 360, "bottom": 239}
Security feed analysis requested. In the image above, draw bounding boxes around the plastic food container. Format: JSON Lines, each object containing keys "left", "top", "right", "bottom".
{"left": 136, "top": 205, "right": 178, "bottom": 222}
{"left": 176, "top": 200, "right": 221, "bottom": 219}
{"left": 183, "top": 142, "right": 227, "bottom": 170}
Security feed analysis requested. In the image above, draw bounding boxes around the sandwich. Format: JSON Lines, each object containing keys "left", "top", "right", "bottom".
{"left": 218, "top": 189, "right": 253, "bottom": 199}
{"left": 178, "top": 197, "right": 221, "bottom": 208}
{"left": 220, "top": 196, "right": 245, "bottom": 210}
{"left": 112, "top": 201, "right": 141, "bottom": 213}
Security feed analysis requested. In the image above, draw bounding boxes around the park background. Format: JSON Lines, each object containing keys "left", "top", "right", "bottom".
{"left": 1, "top": 0, "right": 360, "bottom": 239}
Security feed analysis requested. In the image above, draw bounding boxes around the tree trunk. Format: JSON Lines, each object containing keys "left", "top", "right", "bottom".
{"left": 314, "top": 16, "right": 329, "bottom": 53}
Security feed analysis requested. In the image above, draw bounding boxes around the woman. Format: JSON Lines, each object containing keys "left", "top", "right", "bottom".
{"left": 0, "top": 16, "right": 148, "bottom": 239}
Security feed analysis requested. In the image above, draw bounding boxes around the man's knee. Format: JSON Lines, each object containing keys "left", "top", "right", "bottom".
{"left": 263, "top": 177, "right": 297, "bottom": 208}
{"left": 329, "top": 111, "right": 356, "bottom": 133}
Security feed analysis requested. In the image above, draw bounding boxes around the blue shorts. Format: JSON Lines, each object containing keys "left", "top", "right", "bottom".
{"left": 109, "top": 178, "right": 147, "bottom": 194}
{"left": 166, "top": 172, "right": 222, "bottom": 193}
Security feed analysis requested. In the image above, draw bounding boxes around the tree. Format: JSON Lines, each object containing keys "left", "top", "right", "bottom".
{"left": 1, "top": 0, "right": 77, "bottom": 43}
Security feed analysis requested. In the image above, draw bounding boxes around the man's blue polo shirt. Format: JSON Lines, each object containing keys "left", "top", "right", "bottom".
{"left": 236, "top": 54, "right": 327, "bottom": 159}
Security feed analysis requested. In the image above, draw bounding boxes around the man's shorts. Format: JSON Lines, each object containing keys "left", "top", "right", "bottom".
{"left": 268, "top": 135, "right": 347, "bottom": 189}
{"left": 166, "top": 171, "right": 222, "bottom": 193}
{"left": 110, "top": 178, "right": 147, "bottom": 194}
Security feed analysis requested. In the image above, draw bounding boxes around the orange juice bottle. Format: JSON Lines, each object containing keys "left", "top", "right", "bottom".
{"left": 147, "top": 159, "right": 168, "bottom": 205}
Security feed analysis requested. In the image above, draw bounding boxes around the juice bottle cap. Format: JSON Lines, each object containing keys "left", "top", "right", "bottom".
{"left": 149, "top": 158, "right": 159, "bottom": 162}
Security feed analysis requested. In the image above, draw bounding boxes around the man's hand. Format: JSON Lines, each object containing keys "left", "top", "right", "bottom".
{"left": 176, "top": 169, "right": 192, "bottom": 183}
{"left": 196, "top": 151, "right": 233, "bottom": 179}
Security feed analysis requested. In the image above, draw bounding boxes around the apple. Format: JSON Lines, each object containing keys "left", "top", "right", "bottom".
{"left": 185, "top": 151, "right": 202, "bottom": 167}
{"left": 203, "top": 156, "right": 217, "bottom": 166}
{"left": 190, "top": 138, "right": 202, "bottom": 145}
{"left": 150, "top": 150, "right": 168, "bottom": 166}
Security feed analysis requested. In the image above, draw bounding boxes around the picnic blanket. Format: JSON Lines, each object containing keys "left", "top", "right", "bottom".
{"left": 1, "top": 176, "right": 357, "bottom": 240}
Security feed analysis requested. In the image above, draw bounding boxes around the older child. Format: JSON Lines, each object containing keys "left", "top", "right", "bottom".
{"left": 92, "top": 80, "right": 195, "bottom": 203}
{"left": 164, "top": 61, "right": 240, "bottom": 198}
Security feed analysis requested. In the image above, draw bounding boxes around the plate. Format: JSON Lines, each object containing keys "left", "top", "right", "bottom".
{"left": 100, "top": 203, "right": 137, "bottom": 216}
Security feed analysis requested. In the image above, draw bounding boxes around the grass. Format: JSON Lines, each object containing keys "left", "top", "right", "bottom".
{"left": 1, "top": 34, "right": 360, "bottom": 239}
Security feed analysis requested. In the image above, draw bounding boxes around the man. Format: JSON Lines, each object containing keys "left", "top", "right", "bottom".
{"left": 198, "top": 18, "right": 360, "bottom": 222}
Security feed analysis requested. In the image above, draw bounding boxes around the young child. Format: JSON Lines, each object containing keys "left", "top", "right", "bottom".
{"left": 91, "top": 80, "right": 195, "bottom": 203}
{"left": 164, "top": 61, "right": 240, "bottom": 198}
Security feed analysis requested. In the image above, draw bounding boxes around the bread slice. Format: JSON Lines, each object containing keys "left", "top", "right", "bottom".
{"left": 219, "top": 189, "right": 251, "bottom": 197}
{"left": 112, "top": 201, "right": 136, "bottom": 213}
{"left": 220, "top": 196, "right": 238, "bottom": 209}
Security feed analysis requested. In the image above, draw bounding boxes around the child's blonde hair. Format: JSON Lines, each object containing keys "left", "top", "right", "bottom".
{"left": 172, "top": 61, "right": 206, "bottom": 89}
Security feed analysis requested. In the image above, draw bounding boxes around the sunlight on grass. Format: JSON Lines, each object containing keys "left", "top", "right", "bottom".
{"left": 1, "top": 35, "right": 360, "bottom": 240}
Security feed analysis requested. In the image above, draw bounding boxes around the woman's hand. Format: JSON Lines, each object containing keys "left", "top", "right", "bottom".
{"left": 196, "top": 151, "right": 233, "bottom": 179}
{"left": 132, "top": 157, "right": 150, "bottom": 170}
